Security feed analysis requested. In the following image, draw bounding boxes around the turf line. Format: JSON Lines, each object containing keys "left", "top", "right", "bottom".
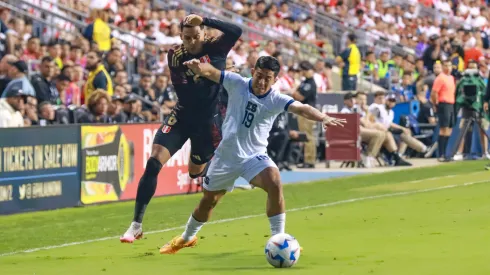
{"left": 0, "top": 179, "right": 487, "bottom": 258}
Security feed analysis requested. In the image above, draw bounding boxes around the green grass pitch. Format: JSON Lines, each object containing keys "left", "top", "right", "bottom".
{"left": 1, "top": 161, "right": 490, "bottom": 275}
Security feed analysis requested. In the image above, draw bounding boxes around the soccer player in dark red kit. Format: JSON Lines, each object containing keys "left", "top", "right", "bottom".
{"left": 120, "top": 14, "right": 242, "bottom": 243}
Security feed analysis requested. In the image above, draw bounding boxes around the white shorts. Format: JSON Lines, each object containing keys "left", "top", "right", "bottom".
{"left": 203, "top": 154, "right": 277, "bottom": 192}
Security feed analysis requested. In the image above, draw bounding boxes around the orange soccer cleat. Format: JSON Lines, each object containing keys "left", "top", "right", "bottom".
{"left": 159, "top": 236, "right": 198, "bottom": 254}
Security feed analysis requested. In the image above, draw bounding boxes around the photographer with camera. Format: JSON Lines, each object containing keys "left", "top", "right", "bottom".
{"left": 452, "top": 60, "right": 488, "bottom": 161}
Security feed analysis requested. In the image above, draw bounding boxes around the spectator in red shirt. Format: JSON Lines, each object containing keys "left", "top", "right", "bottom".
{"left": 464, "top": 41, "right": 483, "bottom": 69}
{"left": 61, "top": 65, "right": 81, "bottom": 106}
{"left": 22, "top": 37, "right": 41, "bottom": 61}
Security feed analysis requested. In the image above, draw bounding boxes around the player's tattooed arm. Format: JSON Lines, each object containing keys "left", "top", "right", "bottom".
{"left": 288, "top": 101, "right": 346, "bottom": 128}
{"left": 183, "top": 59, "right": 221, "bottom": 83}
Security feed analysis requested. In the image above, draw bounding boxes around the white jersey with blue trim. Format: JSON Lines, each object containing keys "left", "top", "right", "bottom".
{"left": 217, "top": 71, "right": 295, "bottom": 164}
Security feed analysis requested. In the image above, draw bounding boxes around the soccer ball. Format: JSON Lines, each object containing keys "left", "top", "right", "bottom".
{"left": 264, "top": 233, "right": 301, "bottom": 268}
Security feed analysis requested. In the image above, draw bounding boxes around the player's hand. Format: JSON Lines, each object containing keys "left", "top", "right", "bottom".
{"left": 184, "top": 14, "right": 203, "bottom": 27}
{"left": 484, "top": 102, "right": 489, "bottom": 112}
{"left": 322, "top": 116, "right": 346, "bottom": 128}
{"left": 184, "top": 59, "right": 202, "bottom": 74}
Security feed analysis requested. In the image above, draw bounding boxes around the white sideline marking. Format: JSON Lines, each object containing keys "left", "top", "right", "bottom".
{"left": 0, "top": 179, "right": 487, "bottom": 258}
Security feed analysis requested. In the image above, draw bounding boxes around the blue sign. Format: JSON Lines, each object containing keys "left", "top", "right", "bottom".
{"left": 0, "top": 126, "right": 81, "bottom": 215}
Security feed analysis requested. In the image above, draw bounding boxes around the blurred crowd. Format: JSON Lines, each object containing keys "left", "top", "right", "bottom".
{"left": 3, "top": 0, "right": 490, "bottom": 167}
{"left": 0, "top": 0, "right": 345, "bottom": 129}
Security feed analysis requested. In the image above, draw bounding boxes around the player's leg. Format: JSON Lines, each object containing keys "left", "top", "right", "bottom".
{"left": 437, "top": 103, "right": 453, "bottom": 160}
{"left": 243, "top": 156, "right": 285, "bottom": 236}
{"left": 479, "top": 118, "right": 489, "bottom": 159}
{"left": 182, "top": 189, "right": 227, "bottom": 239}
{"left": 121, "top": 117, "right": 186, "bottom": 243}
{"left": 160, "top": 159, "right": 237, "bottom": 254}
{"left": 187, "top": 119, "right": 221, "bottom": 178}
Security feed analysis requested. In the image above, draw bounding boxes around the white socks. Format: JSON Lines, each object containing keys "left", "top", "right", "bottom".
{"left": 182, "top": 214, "right": 205, "bottom": 241}
{"left": 180, "top": 213, "right": 284, "bottom": 240}
{"left": 268, "top": 213, "right": 286, "bottom": 235}
{"left": 131, "top": 221, "right": 141, "bottom": 230}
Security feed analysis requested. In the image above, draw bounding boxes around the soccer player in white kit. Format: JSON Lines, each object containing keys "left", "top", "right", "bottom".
{"left": 159, "top": 56, "right": 346, "bottom": 254}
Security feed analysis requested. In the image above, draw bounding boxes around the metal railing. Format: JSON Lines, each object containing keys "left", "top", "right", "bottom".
{"left": 12, "top": 0, "right": 160, "bottom": 47}
{"left": 1, "top": 0, "right": 132, "bottom": 75}
{"left": 153, "top": 0, "right": 326, "bottom": 64}
{"left": 284, "top": 0, "right": 415, "bottom": 57}
{"left": 384, "top": 0, "right": 465, "bottom": 29}
{"left": 185, "top": 0, "right": 331, "bottom": 59}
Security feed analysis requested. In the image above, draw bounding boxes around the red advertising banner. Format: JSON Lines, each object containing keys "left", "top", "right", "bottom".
{"left": 80, "top": 124, "right": 199, "bottom": 205}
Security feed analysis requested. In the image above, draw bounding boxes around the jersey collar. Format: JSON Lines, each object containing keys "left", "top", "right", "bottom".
{"left": 248, "top": 79, "right": 272, "bottom": 99}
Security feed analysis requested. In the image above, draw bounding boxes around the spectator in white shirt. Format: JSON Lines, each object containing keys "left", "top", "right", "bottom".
{"left": 369, "top": 93, "right": 431, "bottom": 157}
{"left": 259, "top": 41, "right": 276, "bottom": 57}
{"left": 0, "top": 88, "right": 26, "bottom": 128}
{"left": 229, "top": 44, "right": 248, "bottom": 68}
{"left": 340, "top": 92, "right": 385, "bottom": 168}
{"left": 387, "top": 25, "right": 400, "bottom": 43}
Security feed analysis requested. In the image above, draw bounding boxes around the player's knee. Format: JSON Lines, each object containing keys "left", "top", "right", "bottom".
{"left": 143, "top": 157, "right": 163, "bottom": 177}
{"left": 150, "top": 144, "right": 171, "bottom": 165}
{"left": 189, "top": 171, "right": 203, "bottom": 179}
{"left": 189, "top": 162, "right": 211, "bottom": 179}
{"left": 265, "top": 179, "right": 283, "bottom": 196}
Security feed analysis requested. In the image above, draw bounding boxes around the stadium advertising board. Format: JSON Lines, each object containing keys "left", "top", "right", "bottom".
{"left": 80, "top": 124, "right": 199, "bottom": 205}
{"left": 0, "top": 126, "right": 81, "bottom": 215}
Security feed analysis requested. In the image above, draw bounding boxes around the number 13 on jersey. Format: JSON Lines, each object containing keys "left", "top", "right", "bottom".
{"left": 242, "top": 101, "right": 257, "bottom": 128}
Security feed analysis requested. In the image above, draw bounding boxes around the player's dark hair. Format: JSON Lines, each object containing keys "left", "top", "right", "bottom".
{"left": 140, "top": 73, "right": 152, "bottom": 79}
{"left": 254, "top": 56, "right": 281, "bottom": 77}
{"left": 179, "top": 21, "right": 204, "bottom": 32}
{"left": 374, "top": 91, "right": 386, "bottom": 98}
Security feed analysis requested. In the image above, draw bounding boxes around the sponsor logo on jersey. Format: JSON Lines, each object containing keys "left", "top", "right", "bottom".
{"left": 162, "top": 125, "right": 171, "bottom": 133}
{"left": 199, "top": 55, "right": 211, "bottom": 64}
{"left": 167, "top": 114, "right": 177, "bottom": 126}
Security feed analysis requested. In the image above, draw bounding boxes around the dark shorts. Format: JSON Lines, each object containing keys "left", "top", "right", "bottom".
{"left": 342, "top": 75, "right": 357, "bottom": 91}
{"left": 437, "top": 102, "right": 455, "bottom": 128}
{"left": 389, "top": 128, "right": 404, "bottom": 135}
{"left": 153, "top": 111, "right": 222, "bottom": 165}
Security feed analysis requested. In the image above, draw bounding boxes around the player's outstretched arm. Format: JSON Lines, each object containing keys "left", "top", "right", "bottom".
{"left": 184, "top": 59, "right": 221, "bottom": 83}
{"left": 288, "top": 101, "right": 346, "bottom": 128}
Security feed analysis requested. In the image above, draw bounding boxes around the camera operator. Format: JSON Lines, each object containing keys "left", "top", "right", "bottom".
{"left": 453, "top": 60, "right": 488, "bottom": 160}
{"left": 431, "top": 60, "right": 456, "bottom": 161}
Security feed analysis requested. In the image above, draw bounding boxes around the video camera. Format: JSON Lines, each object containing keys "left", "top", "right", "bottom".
{"left": 459, "top": 69, "right": 482, "bottom": 111}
